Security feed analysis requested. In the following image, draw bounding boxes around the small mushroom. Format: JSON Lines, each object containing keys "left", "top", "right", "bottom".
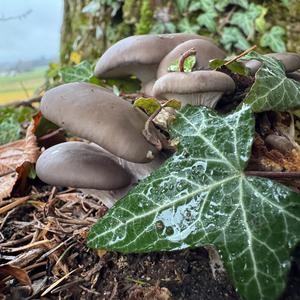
{"left": 81, "top": 143, "right": 169, "bottom": 208}
{"left": 152, "top": 71, "right": 235, "bottom": 108}
{"left": 287, "top": 72, "right": 300, "bottom": 82}
{"left": 245, "top": 52, "right": 300, "bottom": 75}
{"left": 41, "top": 82, "right": 161, "bottom": 163}
{"left": 36, "top": 142, "right": 132, "bottom": 190}
{"left": 157, "top": 39, "right": 226, "bottom": 78}
{"left": 94, "top": 33, "right": 211, "bottom": 94}
{"left": 265, "top": 134, "right": 293, "bottom": 154}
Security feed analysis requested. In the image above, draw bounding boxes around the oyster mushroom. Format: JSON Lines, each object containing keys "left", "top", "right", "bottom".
{"left": 157, "top": 39, "right": 226, "bottom": 78}
{"left": 287, "top": 72, "right": 300, "bottom": 82}
{"left": 40, "top": 82, "right": 162, "bottom": 163}
{"left": 36, "top": 142, "right": 132, "bottom": 190}
{"left": 152, "top": 71, "right": 235, "bottom": 108}
{"left": 94, "top": 33, "right": 211, "bottom": 94}
{"left": 245, "top": 52, "right": 300, "bottom": 75}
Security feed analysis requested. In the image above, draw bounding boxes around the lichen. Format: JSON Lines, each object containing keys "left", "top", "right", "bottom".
{"left": 135, "top": 0, "right": 154, "bottom": 35}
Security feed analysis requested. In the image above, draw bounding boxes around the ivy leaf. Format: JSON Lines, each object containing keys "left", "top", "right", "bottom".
{"left": 260, "top": 26, "right": 286, "bottom": 53}
{"left": 215, "top": 0, "right": 248, "bottom": 11}
{"left": 88, "top": 104, "right": 300, "bottom": 300}
{"left": 168, "top": 55, "right": 196, "bottom": 72}
{"left": 197, "top": 10, "right": 217, "bottom": 33}
{"left": 209, "top": 59, "right": 249, "bottom": 75}
{"left": 59, "top": 61, "right": 95, "bottom": 83}
{"left": 244, "top": 52, "right": 300, "bottom": 112}
{"left": 0, "top": 117, "right": 20, "bottom": 145}
{"left": 164, "top": 99, "right": 181, "bottom": 110}
{"left": 230, "top": 3, "right": 263, "bottom": 39}
{"left": 177, "top": 18, "right": 200, "bottom": 34}
{"left": 133, "top": 97, "right": 161, "bottom": 115}
{"left": 221, "top": 27, "right": 251, "bottom": 51}
{"left": 255, "top": 6, "right": 268, "bottom": 33}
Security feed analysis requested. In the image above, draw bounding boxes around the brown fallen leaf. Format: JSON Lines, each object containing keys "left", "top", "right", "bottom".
{"left": 0, "top": 264, "right": 32, "bottom": 292}
{"left": 0, "top": 114, "right": 40, "bottom": 200}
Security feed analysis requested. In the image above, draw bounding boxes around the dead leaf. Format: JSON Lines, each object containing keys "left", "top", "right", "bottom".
{"left": 0, "top": 114, "right": 40, "bottom": 200}
{"left": 0, "top": 264, "right": 32, "bottom": 291}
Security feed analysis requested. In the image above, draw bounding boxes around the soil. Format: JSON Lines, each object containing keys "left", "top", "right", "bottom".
{"left": 1, "top": 201, "right": 300, "bottom": 300}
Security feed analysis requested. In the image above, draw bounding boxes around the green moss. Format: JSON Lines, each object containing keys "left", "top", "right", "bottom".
{"left": 123, "top": 0, "right": 141, "bottom": 24}
{"left": 135, "top": 0, "right": 154, "bottom": 35}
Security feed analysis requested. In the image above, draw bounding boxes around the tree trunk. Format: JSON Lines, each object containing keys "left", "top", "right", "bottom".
{"left": 60, "top": 0, "right": 300, "bottom": 65}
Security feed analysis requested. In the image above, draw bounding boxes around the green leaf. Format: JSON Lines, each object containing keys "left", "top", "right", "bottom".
{"left": 221, "top": 27, "right": 251, "bottom": 51}
{"left": 0, "top": 117, "right": 20, "bottom": 145}
{"left": 133, "top": 97, "right": 161, "bottom": 115}
{"left": 164, "top": 99, "right": 181, "bottom": 110}
{"left": 168, "top": 55, "right": 196, "bottom": 73}
{"left": 177, "top": 18, "right": 200, "bottom": 34}
{"left": 197, "top": 10, "right": 217, "bottom": 33}
{"left": 260, "top": 26, "right": 286, "bottom": 52}
{"left": 188, "top": 1, "right": 202, "bottom": 12}
{"left": 105, "top": 78, "right": 141, "bottom": 93}
{"left": 208, "top": 59, "right": 249, "bottom": 75}
{"left": 226, "top": 61, "right": 249, "bottom": 75}
{"left": 88, "top": 104, "right": 300, "bottom": 300}
{"left": 208, "top": 58, "right": 226, "bottom": 70}
{"left": 230, "top": 3, "right": 263, "bottom": 39}
{"left": 244, "top": 52, "right": 300, "bottom": 112}
{"left": 0, "top": 107, "right": 34, "bottom": 145}
{"left": 59, "top": 61, "right": 94, "bottom": 83}
{"left": 255, "top": 6, "right": 268, "bottom": 33}
{"left": 176, "top": 0, "right": 190, "bottom": 14}
{"left": 216, "top": 0, "right": 248, "bottom": 11}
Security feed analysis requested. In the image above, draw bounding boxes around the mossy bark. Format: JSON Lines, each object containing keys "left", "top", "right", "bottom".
{"left": 60, "top": 0, "right": 300, "bottom": 65}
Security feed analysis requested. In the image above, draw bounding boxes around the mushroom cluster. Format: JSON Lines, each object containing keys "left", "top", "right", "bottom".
{"left": 36, "top": 33, "right": 300, "bottom": 206}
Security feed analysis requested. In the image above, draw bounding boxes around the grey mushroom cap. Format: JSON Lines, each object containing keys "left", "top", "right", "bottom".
{"left": 245, "top": 52, "right": 300, "bottom": 75}
{"left": 152, "top": 71, "right": 235, "bottom": 107}
{"left": 157, "top": 39, "right": 226, "bottom": 78}
{"left": 36, "top": 142, "right": 132, "bottom": 190}
{"left": 94, "top": 33, "right": 211, "bottom": 83}
{"left": 287, "top": 72, "right": 300, "bottom": 82}
{"left": 41, "top": 82, "right": 159, "bottom": 163}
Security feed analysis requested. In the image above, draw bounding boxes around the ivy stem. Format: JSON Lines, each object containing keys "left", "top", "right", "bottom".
{"left": 143, "top": 100, "right": 178, "bottom": 151}
{"left": 224, "top": 45, "right": 257, "bottom": 66}
{"left": 178, "top": 47, "right": 196, "bottom": 72}
{"left": 245, "top": 171, "right": 300, "bottom": 179}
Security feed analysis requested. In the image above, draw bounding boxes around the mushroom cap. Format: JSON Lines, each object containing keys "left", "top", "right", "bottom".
{"left": 40, "top": 82, "right": 159, "bottom": 163}
{"left": 36, "top": 142, "right": 132, "bottom": 190}
{"left": 152, "top": 71, "right": 235, "bottom": 107}
{"left": 287, "top": 72, "right": 300, "bottom": 82}
{"left": 94, "top": 33, "right": 211, "bottom": 82}
{"left": 157, "top": 39, "right": 226, "bottom": 78}
{"left": 153, "top": 71, "right": 235, "bottom": 96}
{"left": 245, "top": 52, "right": 300, "bottom": 75}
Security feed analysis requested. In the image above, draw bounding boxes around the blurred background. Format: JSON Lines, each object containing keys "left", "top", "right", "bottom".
{"left": 0, "top": 0, "right": 300, "bottom": 105}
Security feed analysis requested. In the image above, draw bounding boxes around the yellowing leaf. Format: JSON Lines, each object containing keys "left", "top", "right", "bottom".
{"left": 70, "top": 51, "right": 82, "bottom": 64}
{"left": 133, "top": 97, "right": 161, "bottom": 115}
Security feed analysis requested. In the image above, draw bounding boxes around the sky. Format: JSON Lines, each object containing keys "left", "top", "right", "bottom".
{"left": 0, "top": 0, "right": 63, "bottom": 64}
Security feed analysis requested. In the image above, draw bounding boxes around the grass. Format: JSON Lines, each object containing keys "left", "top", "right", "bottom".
{"left": 0, "top": 67, "right": 47, "bottom": 104}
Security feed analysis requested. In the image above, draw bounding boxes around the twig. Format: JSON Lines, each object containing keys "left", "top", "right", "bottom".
{"left": 0, "top": 10, "right": 32, "bottom": 21}
{"left": 1, "top": 239, "right": 52, "bottom": 252}
{"left": 41, "top": 268, "right": 78, "bottom": 296}
{"left": 0, "top": 95, "right": 42, "bottom": 108}
{"left": 218, "top": 6, "right": 236, "bottom": 31}
{"left": 179, "top": 47, "right": 196, "bottom": 72}
{"left": 224, "top": 45, "right": 257, "bottom": 66}
{"left": 0, "top": 192, "right": 51, "bottom": 215}
{"left": 245, "top": 171, "right": 300, "bottom": 179}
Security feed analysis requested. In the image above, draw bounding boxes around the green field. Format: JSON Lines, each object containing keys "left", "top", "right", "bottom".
{"left": 0, "top": 67, "right": 47, "bottom": 104}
